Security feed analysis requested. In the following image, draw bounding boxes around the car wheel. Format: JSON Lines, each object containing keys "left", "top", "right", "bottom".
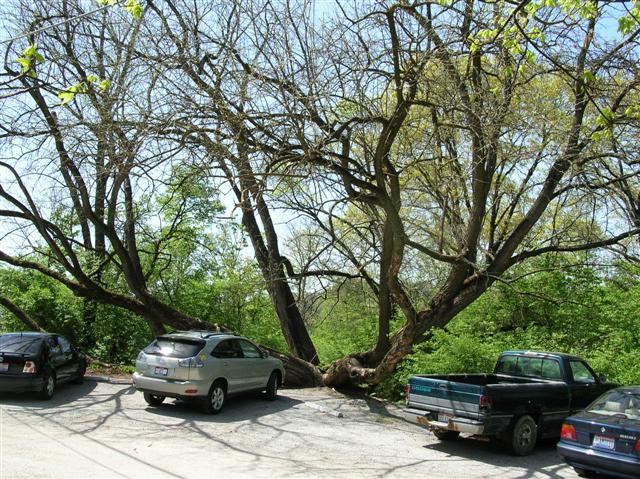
{"left": 143, "top": 392, "right": 166, "bottom": 406}
{"left": 72, "top": 361, "right": 86, "bottom": 384}
{"left": 38, "top": 371, "right": 56, "bottom": 400}
{"left": 507, "top": 415, "right": 538, "bottom": 456}
{"left": 265, "top": 372, "right": 278, "bottom": 401}
{"left": 433, "top": 429, "right": 460, "bottom": 441}
{"left": 203, "top": 380, "right": 226, "bottom": 414}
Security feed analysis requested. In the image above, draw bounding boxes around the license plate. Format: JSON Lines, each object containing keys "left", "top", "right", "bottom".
{"left": 0, "top": 363, "right": 8, "bottom": 372}
{"left": 593, "top": 435, "right": 615, "bottom": 450}
{"left": 438, "top": 412, "right": 453, "bottom": 423}
{"left": 154, "top": 367, "right": 168, "bottom": 376}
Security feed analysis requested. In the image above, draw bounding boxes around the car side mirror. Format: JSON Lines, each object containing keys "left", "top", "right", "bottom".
{"left": 261, "top": 350, "right": 269, "bottom": 359}
{"left": 597, "top": 373, "right": 607, "bottom": 383}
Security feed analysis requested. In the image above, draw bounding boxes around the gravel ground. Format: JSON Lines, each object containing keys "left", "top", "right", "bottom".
{"left": 0, "top": 380, "right": 581, "bottom": 479}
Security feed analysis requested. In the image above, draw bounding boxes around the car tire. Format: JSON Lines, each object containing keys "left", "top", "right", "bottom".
{"left": 265, "top": 372, "right": 278, "bottom": 401}
{"left": 203, "top": 380, "right": 226, "bottom": 414}
{"left": 38, "top": 371, "right": 56, "bottom": 400}
{"left": 143, "top": 392, "right": 166, "bottom": 406}
{"left": 433, "top": 429, "right": 460, "bottom": 441}
{"left": 507, "top": 415, "right": 538, "bottom": 456}
{"left": 72, "top": 361, "right": 86, "bottom": 384}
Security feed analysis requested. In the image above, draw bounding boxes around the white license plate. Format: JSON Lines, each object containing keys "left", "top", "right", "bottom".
{"left": 593, "top": 435, "right": 615, "bottom": 450}
{"left": 154, "top": 367, "right": 168, "bottom": 376}
{"left": 0, "top": 363, "right": 8, "bottom": 372}
{"left": 438, "top": 412, "right": 453, "bottom": 423}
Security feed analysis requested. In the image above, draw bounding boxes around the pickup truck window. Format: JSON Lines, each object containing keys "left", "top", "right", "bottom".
{"left": 495, "top": 355, "right": 562, "bottom": 380}
{"left": 569, "top": 360, "right": 596, "bottom": 383}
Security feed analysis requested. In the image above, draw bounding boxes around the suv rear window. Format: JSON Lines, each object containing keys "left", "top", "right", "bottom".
{"left": 144, "top": 337, "right": 205, "bottom": 358}
{"left": 0, "top": 334, "right": 44, "bottom": 354}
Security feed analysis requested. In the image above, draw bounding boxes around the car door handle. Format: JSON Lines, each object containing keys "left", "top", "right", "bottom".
{"left": 223, "top": 362, "right": 229, "bottom": 366}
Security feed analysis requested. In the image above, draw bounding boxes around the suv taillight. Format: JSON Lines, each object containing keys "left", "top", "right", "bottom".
{"left": 178, "top": 357, "right": 204, "bottom": 368}
{"left": 560, "top": 423, "right": 577, "bottom": 441}
{"left": 634, "top": 439, "right": 640, "bottom": 454}
{"left": 23, "top": 361, "right": 36, "bottom": 373}
{"left": 479, "top": 395, "right": 491, "bottom": 409}
{"left": 406, "top": 384, "right": 411, "bottom": 397}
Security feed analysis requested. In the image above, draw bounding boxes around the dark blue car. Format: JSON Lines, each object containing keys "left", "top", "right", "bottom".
{"left": 557, "top": 387, "right": 640, "bottom": 478}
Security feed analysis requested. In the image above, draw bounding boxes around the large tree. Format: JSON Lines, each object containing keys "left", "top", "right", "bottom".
{"left": 1, "top": 0, "right": 639, "bottom": 388}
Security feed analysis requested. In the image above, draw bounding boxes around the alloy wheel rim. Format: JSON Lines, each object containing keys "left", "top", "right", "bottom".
{"left": 211, "top": 387, "right": 224, "bottom": 409}
{"left": 519, "top": 424, "right": 532, "bottom": 446}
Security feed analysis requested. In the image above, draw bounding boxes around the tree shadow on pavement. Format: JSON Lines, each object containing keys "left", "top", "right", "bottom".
{"left": 141, "top": 392, "right": 304, "bottom": 423}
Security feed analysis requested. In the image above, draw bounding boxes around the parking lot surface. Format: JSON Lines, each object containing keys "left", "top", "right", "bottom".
{"left": 0, "top": 380, "right": 580, "bottom": 478}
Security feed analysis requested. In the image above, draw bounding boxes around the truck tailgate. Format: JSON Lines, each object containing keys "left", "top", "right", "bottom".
{"left": 404, "top": 375, "right": 489, "bottom": 434}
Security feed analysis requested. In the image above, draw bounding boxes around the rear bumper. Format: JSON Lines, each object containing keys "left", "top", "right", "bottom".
{"left": 132, "top": 372, "right": 209, "bottom": 399}
{"left": 403, "top": 406, "right": 485, "bottom": 435}
{"left": 0, "top": 375, "right": 44, "bottom": 393}
{"left": 557, "top": 441, "right": 640, "bottom": 479}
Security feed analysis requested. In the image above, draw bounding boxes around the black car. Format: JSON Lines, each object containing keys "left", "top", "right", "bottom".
{"left": 557, "top": 386, "right": 640, "bottom": 479}
{"left": 0, "top": 332, "right": 86, "bottom": 400}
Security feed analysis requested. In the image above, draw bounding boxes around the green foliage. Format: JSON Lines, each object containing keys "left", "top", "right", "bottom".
{"left": 0, "top": 269, "right": 84, "bottom": 343}
{"left": 16, "top": 44, "right": 43, "bottom": 78}
{"left": 58, "top": 75, "right": 110, "bottom": 105}
{"left": 310, "top": 281, "right": 380, "bottom": 366}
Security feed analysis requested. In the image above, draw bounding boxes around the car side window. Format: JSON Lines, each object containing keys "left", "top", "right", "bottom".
{"left": 48, "top": 337, "right": 62, "bottom": 355}
{"left": 212, "top": 340, "right": 242, "bottom": 359}
{"left": 238, "top": 340, "right": 262, "bottom": 359}
{"left": 57, "top": 336, "right": 72, "bottom": 354}
{"left": 541, "top": 359, "right": 562, "bottom": 380}
{"left": 570, "top": 360, "right": 596, "bottom": 383}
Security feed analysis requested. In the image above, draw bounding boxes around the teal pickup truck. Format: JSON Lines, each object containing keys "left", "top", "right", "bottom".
{"left": 403, "top": 351, "right": 616, "bottom": 455}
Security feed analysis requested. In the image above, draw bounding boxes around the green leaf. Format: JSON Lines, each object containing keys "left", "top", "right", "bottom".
{"left": 87, "top": 75, "right": 99, "bottom": 83}
{"left": 58, "top": 90, "right": 76, "bottom": 105}
{"left": 98, "top": 79, "right": 111, "bottom": 91}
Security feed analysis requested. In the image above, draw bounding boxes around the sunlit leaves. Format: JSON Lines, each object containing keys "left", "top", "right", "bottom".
{"left": 16, "top": 44, "right": 44, "bottom": 78}
{"left": 58, "top": 75, "right": 110, "bottom": 105}
{"left": 95, "top": 0, "right": 143, "bottom": 19}
{"left": 618, "top": 3, "right": 640, "bottom": 35}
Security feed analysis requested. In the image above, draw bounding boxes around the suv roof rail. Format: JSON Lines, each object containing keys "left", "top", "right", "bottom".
{"left": 169, "top": 330, "right": 230, "bottom": 339}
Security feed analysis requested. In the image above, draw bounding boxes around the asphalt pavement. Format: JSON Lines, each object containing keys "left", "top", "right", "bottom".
{"left": 0, "top": 380, "right": 581, "bottom": 478}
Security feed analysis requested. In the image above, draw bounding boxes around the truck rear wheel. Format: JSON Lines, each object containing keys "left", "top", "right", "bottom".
{"left": 433, "top": 429, "right": 460, "bottom": 440}
{"left": 507, "top": 415, "right": 537, "bottom": 455}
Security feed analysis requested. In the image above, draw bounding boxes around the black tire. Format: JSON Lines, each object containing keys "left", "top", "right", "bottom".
{"left": 72, "top": 361, "right": 86, "bottom": 384}
{"left": 507, "top": 415, "right": 538, "bottom": 456}
{"left": 202, "top": 380, "right": 226, "bottom": 414}
{"left": 433, "top": 429, "right": 460, "bottom": 441}
{"left": 143, "top": 392, "right": 166, "bottom": 406}
{"left": 38, "top": 371, "right": 56, "bottom": 400}
{"left": 265, "top": 372, "right": 279, "bottom": 401}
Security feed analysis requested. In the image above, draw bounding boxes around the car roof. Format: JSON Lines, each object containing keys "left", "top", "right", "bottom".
{"left": 0, "top": 332, "right": 55, "bottom": 338}
{"left": 499, "top": 350, "right": 584, "bottom": 361}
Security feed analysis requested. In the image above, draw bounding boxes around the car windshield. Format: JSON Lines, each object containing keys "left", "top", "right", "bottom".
{"left": 0, "top": 334, "right": 43, "bottom": 354}
{"left": 586, "top": 389, "right": 640, "bottom": 420}
{"left": 143, "top": 337, "right": 205, "bottom": 358}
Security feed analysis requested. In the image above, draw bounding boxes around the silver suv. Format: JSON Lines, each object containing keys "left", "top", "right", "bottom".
{"left": 132, "top": 331, "right": 285, "bottom": 414}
